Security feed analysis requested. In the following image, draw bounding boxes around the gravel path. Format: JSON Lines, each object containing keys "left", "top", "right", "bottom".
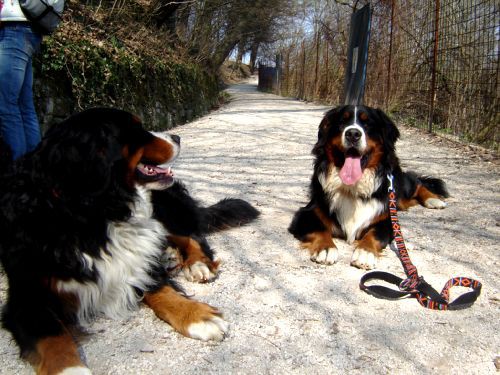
{"left": 1, "top": 78, "right": 499, "bottom": 374}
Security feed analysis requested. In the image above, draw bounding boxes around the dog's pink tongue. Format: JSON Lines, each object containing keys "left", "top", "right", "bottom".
{"left": 339, "top": 157, "right": 362, "bottom": 185}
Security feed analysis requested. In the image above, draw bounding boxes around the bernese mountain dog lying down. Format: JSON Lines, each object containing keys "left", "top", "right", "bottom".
{"left": 0, "top": 135, "right": 12, "bottom": 175}
{"left": 0, "top": 108, "right": 259, "bottom": 375}
{"left": 289, "top": 105, "right": 449, "bottom": 270}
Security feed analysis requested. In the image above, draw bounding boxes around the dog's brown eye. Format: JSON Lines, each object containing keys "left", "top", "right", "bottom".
{"left": 343, "top": 112, "right": 351, "bottom": 120}
{"left": 359, "top": 112, "right": 368, "bottom": 122}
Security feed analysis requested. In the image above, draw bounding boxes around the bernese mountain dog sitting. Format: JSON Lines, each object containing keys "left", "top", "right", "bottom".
{"left": 0, "top": 108, "right": 258, "bottom": 375}
{"left": 289, "top": 105, "right": 449, "bottom": 270}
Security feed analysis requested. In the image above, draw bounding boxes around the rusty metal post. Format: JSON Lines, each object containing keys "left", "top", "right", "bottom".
{"left": 294, "top": 49, "right": 298, "bottom": 97}
{"left": 301, "top": 39, "right": 306, "bottom": 99}
{"left": 386, "top": 0, "right": 395, "bottom": 108}
{"left": 428, "top": 0, "right": 440, "bottom": 133}
{"left": 325, "top": 39, "right": 329, "bottom": 99}
{"left": 314, "top": 30, "right": 320, "bottom": 97}
{"left": 285, "top": 49, "right": 290, "bottom": 95}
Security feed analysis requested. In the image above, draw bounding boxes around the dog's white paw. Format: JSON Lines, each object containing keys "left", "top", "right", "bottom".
{"left": 310, "top": 248, "right": 338, "bottom": 265}
{"left": 350, "top": 248, "right": 377, "bottom": 270}
{"left": 183, "top": 261, "right": 215, "bottom": 283}
{"left": 424, "top": 198, "right": 447, "bottom": 209}
{"left": 187, "top": 316, "right": 229, "bottom": 341}
{"left": 58, "top": 367, "right": 93, "bottom": 375}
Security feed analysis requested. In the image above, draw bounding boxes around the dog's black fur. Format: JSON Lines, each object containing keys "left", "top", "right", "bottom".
{"left": 152, "top": 181, "right": 259, "bottom": 265}
{"left": 0, "top": 135, "right": 12, "bottom": 174}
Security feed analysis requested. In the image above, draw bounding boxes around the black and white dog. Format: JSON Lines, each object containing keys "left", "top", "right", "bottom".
{"left": 289, "top": 105, "right": 448, "bottom": 270}
{"left": 0, "top": 108, "right": 258, "bottom": 374}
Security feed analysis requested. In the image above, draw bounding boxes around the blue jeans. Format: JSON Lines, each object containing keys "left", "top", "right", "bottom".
{"left": 0, "top": 22, "right": 42, "bottom": 160}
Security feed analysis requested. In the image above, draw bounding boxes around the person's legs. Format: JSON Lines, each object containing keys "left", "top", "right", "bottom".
{"left": 0, "top": 24, "right": 42, "bottom": 160}
{"left": 0, "top": 26, "right": 29, "bottom": 160}
{"left": 19, "top": 46, "right": 41, "bottom": 153}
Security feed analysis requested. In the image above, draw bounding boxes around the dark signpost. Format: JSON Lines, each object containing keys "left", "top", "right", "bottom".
{"left": 343, "top": 4, "right": 372, "bottom": 105}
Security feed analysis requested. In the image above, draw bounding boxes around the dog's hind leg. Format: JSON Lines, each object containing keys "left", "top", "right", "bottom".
{"left": 167, "top": 235, "right": 219, "bottom": 283}
{"left": 397, "top": 174, "right": 449, "bottom": 210}
{"left": 398, "top": 183, "right": 448, "bottom": 210}
{"left": 143, "top": 285, "right": 228, "bottom": 341}
{"left": 416, "top": 177, "right": 449, "bottom": 209}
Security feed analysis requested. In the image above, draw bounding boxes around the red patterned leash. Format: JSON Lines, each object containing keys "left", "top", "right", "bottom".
{"left": 360, "top": 174, "right": 482, "bottom": 310}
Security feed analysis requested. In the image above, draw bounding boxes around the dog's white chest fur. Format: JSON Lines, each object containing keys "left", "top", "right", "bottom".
{"left": 57, "top": 187, "right": 166, "bottom": 323}
{"left": 319, "top": 166, "right": 384, "bottom": 243}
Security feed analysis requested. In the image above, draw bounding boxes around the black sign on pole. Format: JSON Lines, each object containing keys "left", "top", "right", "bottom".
{"left": 343, "top": 4, "right": 372, "bottom": 105}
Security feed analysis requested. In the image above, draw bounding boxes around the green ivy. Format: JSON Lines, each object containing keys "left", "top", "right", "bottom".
{"left": 35, "top": 34, "right": 219, "bottom": 130}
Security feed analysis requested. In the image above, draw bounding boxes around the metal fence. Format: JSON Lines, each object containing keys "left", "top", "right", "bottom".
{"left": 277, "top": 1, "right": 499, "bottom": 152}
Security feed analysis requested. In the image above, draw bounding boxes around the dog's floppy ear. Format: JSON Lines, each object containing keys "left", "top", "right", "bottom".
{"left": 375, "top": 108, "right": 400, "bottom": 150}
{"left": 313, "top": 105, "right": 347, "bottom": 157}
{"left": 313, "top": 116, "right": 330, "bottom": 156}
{"left": 33, "top": 120, "right": 124, "bottom": 203}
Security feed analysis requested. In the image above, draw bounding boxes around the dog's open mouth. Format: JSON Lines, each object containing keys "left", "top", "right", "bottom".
{"left": 339, "top": 149, "right": 369, "bottom": 186}
{"left": 135, "top": 162, "right": 174, "bottom": 185}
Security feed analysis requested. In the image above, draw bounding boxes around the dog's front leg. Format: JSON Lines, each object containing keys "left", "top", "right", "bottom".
{"left": 144, "top": 285, "right": 228, "bottom": 341}
{"left": 34, "top": 333, "right": 90, "bottom": 375}
{"left": 350, "top": 217, "right": 392, "bottom": 270}
{"left": 289, "top": 206, "right": 339, "bottom": 265}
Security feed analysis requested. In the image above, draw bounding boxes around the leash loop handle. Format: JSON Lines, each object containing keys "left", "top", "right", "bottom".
{"left": 359, "top": 173, "right": 482, "bottom": 310}
{"left": 360, "top": 272, "right": 482, "bottom": 310}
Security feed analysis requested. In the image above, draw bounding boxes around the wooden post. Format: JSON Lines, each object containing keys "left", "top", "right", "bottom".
{"left": 301, "top": 39, "right": 306, "bottom": 99}
{"left": 325, "top": 39, "right": 329, "bottom": 99}
{"left": 314, "top": 30, "right": 320, "bottom": 97}
{"left": 428, "top": 0, "right": 440, "bottom": 133}
{"left": 294, "top": 49, "right": 299, "bottom": 97}
{"left": 386, "top": 0, "right": 395, "bottom": 108}
{"left": 285, "top": 49, "right": 290, "bottom": 95}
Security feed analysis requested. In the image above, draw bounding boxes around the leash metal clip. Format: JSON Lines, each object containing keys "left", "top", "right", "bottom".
{"left": 399, "top": 276, "right": 422, "bottom": 293}
{"left": 387, "top": 173, "right": 394, "bottom": 192}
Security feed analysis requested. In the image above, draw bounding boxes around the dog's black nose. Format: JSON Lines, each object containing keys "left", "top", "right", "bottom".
{"left": 345, "top": 128, "right": 362, "bottom": 143}
{"left": 171, "top": 135, "right": 181, "bottom": 145}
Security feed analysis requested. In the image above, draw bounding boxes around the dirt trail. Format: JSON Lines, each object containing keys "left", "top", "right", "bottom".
{"left": 1, "top": 78, "right": 499, "bottom": 374}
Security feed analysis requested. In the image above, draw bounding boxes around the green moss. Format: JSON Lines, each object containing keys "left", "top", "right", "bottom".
{"left": 35, "top": 35, "right": 219, "bottom": 131}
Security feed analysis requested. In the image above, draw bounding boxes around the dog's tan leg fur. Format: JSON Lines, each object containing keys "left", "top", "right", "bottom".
{"left": 144, "top": 286, "right": 228, "bottom": 341}
{"left": 398, "top": 184, "right": 446, "bottom": 210}
{"left": 168, "top": 235, "right": 219, "bottom": 272}
{"left": 34, "top": 333, "right": 88, "bottom": 375}
{"left": 351, "top": 229, "right": 384, "bottom": 270}
{"left": 299, "top": 208, "right": 338, "bottom": 265}
{"left": 167, "top": 235, "right": 219, "bottom": 282}
{"left": 300, "top": 231, "right": 336, "bottom": 255}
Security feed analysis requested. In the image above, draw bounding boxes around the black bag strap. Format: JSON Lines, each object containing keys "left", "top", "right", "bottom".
{"left": 37, "top": 0, "right": 63, "bottom": 20}
{"left": 359, "top": 174, "right": 482, "bottom": 310}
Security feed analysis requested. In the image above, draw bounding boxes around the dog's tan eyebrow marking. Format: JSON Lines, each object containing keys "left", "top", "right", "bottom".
{"left": 131, "top": 115, "right": 142, "bottom": 124}
{"left": 359, "top": 112, "right": 368, "bottom": 121}
{"left": 320, "top": 117, "right": 330, "bottom": 130}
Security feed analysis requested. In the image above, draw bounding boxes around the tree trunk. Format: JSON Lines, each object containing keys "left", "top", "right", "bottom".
{"left": 249, "top": 41, "right": 260, "bottom": 72}
{"left": 211, "top": 39, "right": 240, "bottom": 71}
{"left": 236, "top": 40, "right": 245, "bottom": 64}
{"left": 149, "top": 0, "right": 181, "bottom": 33}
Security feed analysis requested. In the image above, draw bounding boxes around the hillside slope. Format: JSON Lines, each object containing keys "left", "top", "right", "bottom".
{"left": 34, "top": 0, "right": 220, "bottom": 131}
